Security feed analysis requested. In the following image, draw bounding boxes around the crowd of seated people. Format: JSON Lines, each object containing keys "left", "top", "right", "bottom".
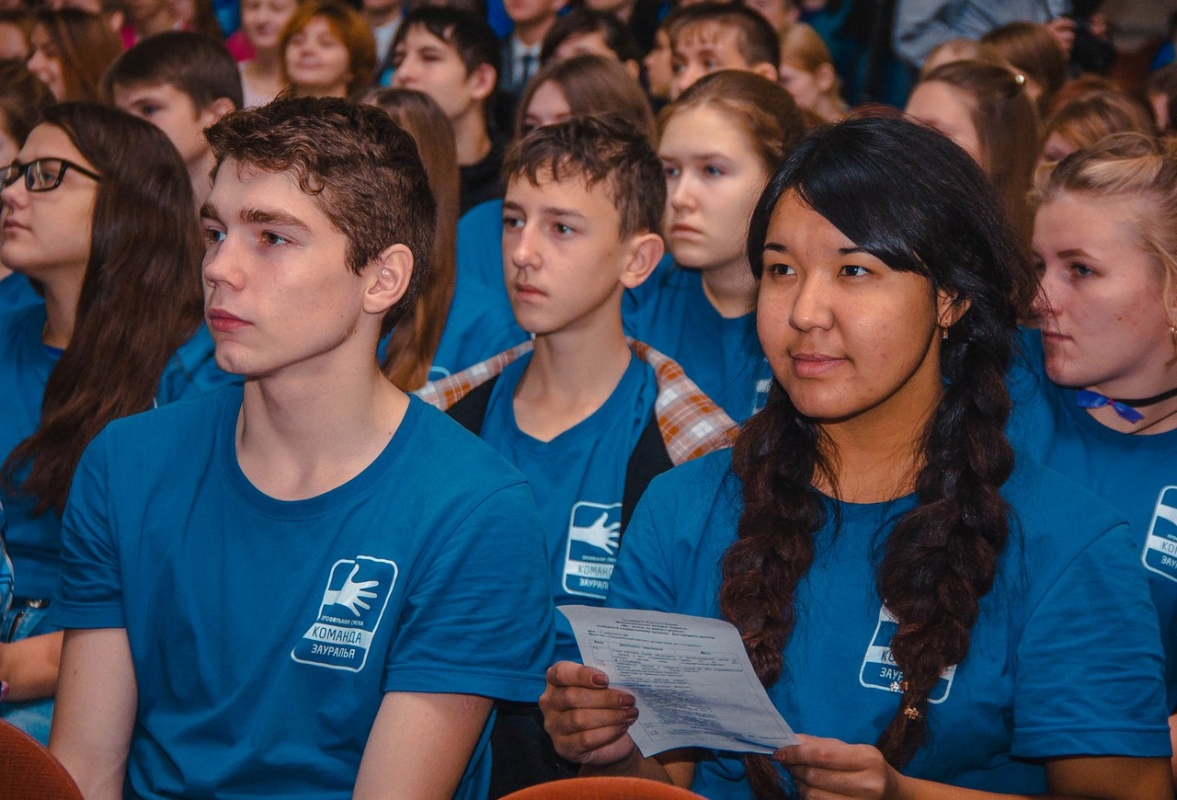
{"left": 0, "top": 0, "right": 1176, "bottom": 797}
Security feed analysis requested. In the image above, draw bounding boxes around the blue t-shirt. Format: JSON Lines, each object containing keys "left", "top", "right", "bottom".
{"left": 480, "top": 352, "right": 658, "bottom": 662}
{"left": 608, "top": 449, "right": 1170, "bottom": 797}
{"left": 623, "top": 265, "right": 770, "bottom": 422}
{"left": 1008, "top": 328, "right": 1177, "bottom": 711}
{"left": 0, "top": 274, "right": 39, "bottom": 314}
{"left": 455, "top": 199, "right": 525, "bottom": 340}
{"left": 0, "top": 304, "right": 237, "bottom": 601}
{"left": 50, "top": 388, "right": 556, "bottom": 800}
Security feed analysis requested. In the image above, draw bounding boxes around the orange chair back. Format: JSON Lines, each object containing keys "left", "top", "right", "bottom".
{"left": 501, "top": 776, "right": 705, "bottom": 799}
{"left": 0, "top": 719, "right": 83, "bottom": 800}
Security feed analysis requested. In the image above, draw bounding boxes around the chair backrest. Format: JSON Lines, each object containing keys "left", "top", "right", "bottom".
{"left": 0, "top": 719, "right": 83, "bottom": 800}
{"left": 501, "top": 776, "right": 706, "bottom": 799}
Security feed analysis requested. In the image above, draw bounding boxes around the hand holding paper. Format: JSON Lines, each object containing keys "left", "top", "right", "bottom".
{"left": 559, "top": 606, "right": 800, "bottom": 758}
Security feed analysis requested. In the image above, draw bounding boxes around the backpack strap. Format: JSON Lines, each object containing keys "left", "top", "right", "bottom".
{"left": 445, "top": 375, "right": 500, "bottom": 436}
{"left": 620, "top": 412, "right": 673, "bottom": 533}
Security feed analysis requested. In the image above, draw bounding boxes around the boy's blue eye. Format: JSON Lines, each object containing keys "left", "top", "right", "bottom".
{"left": 502, "top": 216, "right": 523, "bottom": 230}
{"left": 1069, "top": 262, "right": 1095, "bottom": 278}
{"left": 703, "top": 165, "right": 723, "bottom": 177}
{"left": 553, "top": 222, "right": 573, "bottom": 235}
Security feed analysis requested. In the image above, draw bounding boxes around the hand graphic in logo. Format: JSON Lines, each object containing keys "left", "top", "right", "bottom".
{"left": 568, "top": 512, "right": 621, "bottom": 555}
{"left": 321, "top": 563, "right": 380, "bottom": 617}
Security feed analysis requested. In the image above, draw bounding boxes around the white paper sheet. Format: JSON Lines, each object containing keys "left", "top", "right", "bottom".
{"left": 560, "top": 605, "right": 800, "bottom": 757}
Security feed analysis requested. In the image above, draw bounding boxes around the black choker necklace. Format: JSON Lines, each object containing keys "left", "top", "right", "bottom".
{"left": 1076, "top": 386, "right": 1177, "bottom": 424}
{"left": 1114, "top": 386, "right": 1177, "bottom": 408}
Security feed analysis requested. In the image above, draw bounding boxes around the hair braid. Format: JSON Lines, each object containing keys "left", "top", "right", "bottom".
{"left": 721, "top": 384, "right": 827, "bottom": 798}
{"left": 875, "top": 315, "right": 1014, "bottom": 765}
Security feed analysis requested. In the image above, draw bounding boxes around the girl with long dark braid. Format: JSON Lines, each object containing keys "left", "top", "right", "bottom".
{"left": 540, "top": 115, "right": 1172, "bottom": 798}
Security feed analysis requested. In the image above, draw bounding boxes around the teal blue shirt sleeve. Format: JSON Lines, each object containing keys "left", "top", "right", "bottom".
{"left": 155, "top": 323, "right": 241, "bottom": 405}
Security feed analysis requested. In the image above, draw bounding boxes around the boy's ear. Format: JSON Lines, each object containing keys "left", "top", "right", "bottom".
{"left": 200, "top": 97, "right": 238, "bottom": 126}
{"left": 750, "top": 61, "right": 779, "bottom": 83}
{"left": 364, "top": 244, "right": 414, "bottom": 317}
{"left": 468, "top": 62, "right": 498, "bottom": 102}
{"left": 619, "top": 232, "right": 665, "bottom": 290}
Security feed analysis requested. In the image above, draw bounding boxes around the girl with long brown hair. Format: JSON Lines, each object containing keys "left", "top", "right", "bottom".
{"left": 905, "top": 59, "right": 1040, "bottom": 250}
{"left": 540, "top": 115, "right": 1172, "bottom": 799}
{"left": 0, "top": 102, "right": 231, "bottom": 741}
{"left": 26, "top": 9, "right": 122, "bottom": 102}
{"left": 366, "top": 87, "right": 528, "bottom": 390}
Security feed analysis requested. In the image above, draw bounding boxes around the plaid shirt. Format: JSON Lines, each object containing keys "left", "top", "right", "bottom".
{"left": 414, "top": 339, "right": 736, "bottom": 465}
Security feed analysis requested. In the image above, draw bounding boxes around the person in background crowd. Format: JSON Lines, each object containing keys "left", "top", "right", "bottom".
{"left": 236, "top": 0, "right": 296, "bottom": 105}
{"left": 367, "top": 87, "right": 526, "bottom": 387}
{"left": 906, "top": 59, "right": 1039, "bottom": 249}
{"left": 27, "top": 9, "right": 123, "bottom": 102}
{"left": 365, "top": 0, "right": 404, "bottom": 86}
{"left": 1039, "top": 88, "right": 1156, "bottom": 166}
{"left": 497, "top": 0, "right": 564, "bottom": 130}
{"left": 517, "top": 54, "right": 654, "bottom": 139}
{"left": 893, "top": 0, "right": 1070, "bottom": 70}
{"left": 778, "top": 22, "right": 847, "bottom": 124}
{"left": 103, "top": 31, "right": 242, "bottom": 207}
{"left": 0, "top": 60, "right": 53, "bottom": 313}
{"left": 982, "top": 21, "right": 1068, "bottom": 114}
{"left": 391, "top": 7, "right": 502, "bottom": 213}
{"left": 624, "top": 70, "right": 804, "bottom": 422}
{"left": 281, "top": 0, "right": 376, "bottom": 99}
{"left": 0, "top": 10, "right": 32, "bottom": 58}
{"left": 666, "top": 3, "right": 779, "bottom": 101}
{"left": 540, "top": 7, "right": 640, "bottom": 81}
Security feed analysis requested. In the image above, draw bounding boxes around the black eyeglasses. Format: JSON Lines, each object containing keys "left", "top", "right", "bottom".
{"left": 1, "top": 158, "right": 101, "bottom": 192}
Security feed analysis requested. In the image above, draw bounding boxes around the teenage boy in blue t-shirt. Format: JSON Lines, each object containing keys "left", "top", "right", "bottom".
{"left": 416, "top": 114, "right": 734, "bottom": 795}
{"left": 46, "top": 97, "right": 555, "bottom": 800}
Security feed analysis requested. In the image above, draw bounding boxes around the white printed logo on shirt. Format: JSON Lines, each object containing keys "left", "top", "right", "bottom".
{"left": 562, "top": 501, "right": 621, "bottom": 600}
{"left": 1142, "top": 486, "right": 1177, "bottom": 584}
{"left": 859, "top": 606, "right": 956, "bottom": 703}
{"left": 291, "top": 556, "right": 398, "bottom": 672}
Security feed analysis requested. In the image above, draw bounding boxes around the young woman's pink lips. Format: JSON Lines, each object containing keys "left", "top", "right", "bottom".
{"left": 513, "top": 282, "right": 546, "bottom": 299}
{"left": 790, "top": 353, "right": 846, "bottom": 377}
{"left": 207, "top": 309, "right": 250, "bottom": 332}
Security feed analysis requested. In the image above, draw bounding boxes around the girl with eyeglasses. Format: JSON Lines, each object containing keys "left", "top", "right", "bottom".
{"left": 0, "top": 102, "right": 235, "bottom": 743}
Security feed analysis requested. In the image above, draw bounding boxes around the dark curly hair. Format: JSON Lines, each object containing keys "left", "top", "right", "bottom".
{"left": 721, "top": 115, "right": 1024, "bottom": 796}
